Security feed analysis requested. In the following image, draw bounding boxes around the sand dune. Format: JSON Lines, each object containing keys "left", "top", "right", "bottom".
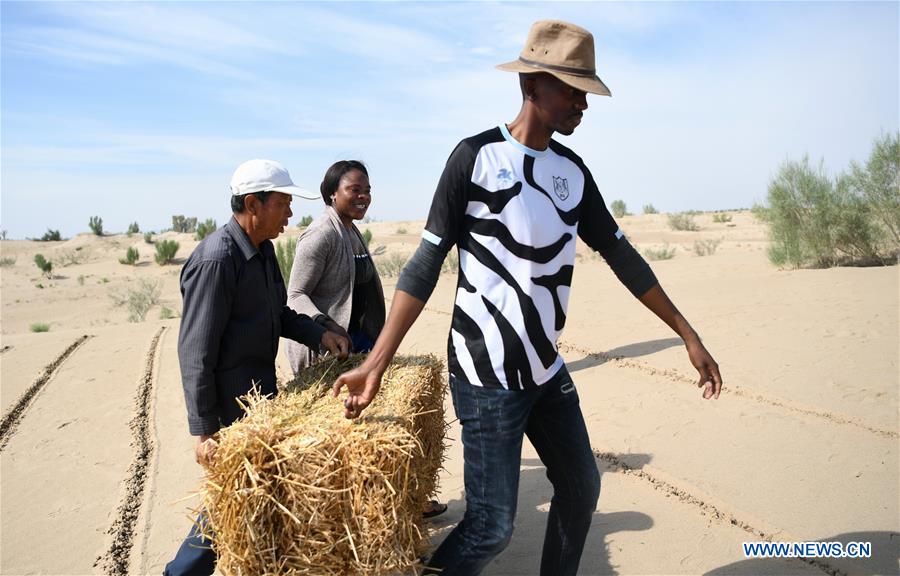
{"left": 1, "top": 211, "right": 897, "bottom": 575}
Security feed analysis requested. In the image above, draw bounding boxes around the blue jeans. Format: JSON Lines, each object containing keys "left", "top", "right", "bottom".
{"left": 425, "top": 366, "right": 601, "bottom": 576}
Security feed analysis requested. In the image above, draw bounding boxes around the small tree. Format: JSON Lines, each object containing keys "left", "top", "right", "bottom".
{"left": 34, "top": 254, "right": 53, "bottom": 278}
{"left": 119, "top": 246, "right": 139, "bottom": 265}
{"left": 172, "top": 215, "right": 198, "bottom": 233}
{"left": 40, "top": 229, "right": 62, "bottom": 242}
{"left": 275, "top": 236, "right": 297, "bottom": 281}
{"left": 195, "top": 218, "right": 217, "bottom": 241}
{"left": 88, "top": 216, "right": 104, "bottom": 236}
{"left": 144, "top": 231, "right": 154, "bottom": 244}
{"left": 298, "top": 215, "right": 314, "bottom": 227}
{"left": 127, "top": 222, "right": 140, "bottom": 236}
{"left": 847, "top": 131, "right": 900, "bottom": 247}
{"left": 610, "top": 200, "right": 628, "bottom": 218}
{"left": 642, "top": 204, "right": 658, "bottom": 215}
{"left": 361, "top": 228, "right": 373, "bottom": 247}
{"left": 154, "top": 239, "right": 180, "bottom": 265}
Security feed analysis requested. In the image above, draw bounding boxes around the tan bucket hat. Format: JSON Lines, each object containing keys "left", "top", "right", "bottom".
{"left": 496, "top": 19, "right": 611, "bottom": 96}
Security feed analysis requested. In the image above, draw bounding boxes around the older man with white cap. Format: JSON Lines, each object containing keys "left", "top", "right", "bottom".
{"left": 165, "top": 159, "right": 350, "bottom": 576}
{"left": 335, "top": 20, "right": 723, "bottom": 575}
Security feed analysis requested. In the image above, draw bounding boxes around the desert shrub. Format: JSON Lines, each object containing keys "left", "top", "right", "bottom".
{"left": 196, "top": 218, "right": 217, "bottom": 241}
{"left": 275, "top": 236, "right": 297, "bottom": 282}
{"left": 77, "top": 275, "right": 85, "bottom": 286}
{"left": 34, "top": 254, "right": 53, "bottom": 278}
{"left": 144, "top": 232, "right": 154, "bottom": 244}
{"left": 39, "top": 229, "right": 62, "bottom": 242}
{"left": 611, "top": 200, "right": 628, "bottom": 218}
{"left": 0, "top": 256, "right": 15, "bottom": 267}
{"left": 154, "top": 239, "right": 180, "bottom": 265}
{"left": 119, "top": 246, "right": 139, "bottom": 265}
{"left": 643, "top": 204, "right": 658, "bottom": 215}
{"left": 171, "top": 215, "right": 198, "bottom": 233}
{"left": 30, "top": 323, "right": 50, "bottom": 333}
{"left": 0, "top": 230, "right": 6, "bottom": 240}
{"left": 712, "top": 213, "right": 733, "bottom": 223}
{"left": 298, "top": 215, "right": 314, "bottom": 227}
{"left": 58, "top": 250, "right": 86, "bottom": 266}
{"left": 127, "top": 222, "right": 140, "bottom": 235}
{"left": 375, "top": 251, "right": 409, "bottom": 278}
{"left": 442, "top": 250, "right": 459, "bottom": 274}
{"left": 159, "top": 306, "right": 179, "bottom": 319}
{"left": 88, "top": 215, "right": 104, "bottom": 236}
{"left": 396, "top": 226, "right": 408, "bottom": 235}
{"left": 754, "top": 154, "right": 892, "bottom": 268}
{"left": 693, "top": 239, "right": 722, "bottom": 256}
{"left": 110, "top": 278, "right": 162, "bottom": 322}
{"left": 846, "top": 132, "right": 899, "bottom": 247}
{"left": 668, "top": 212, "right": 700, "bottom": 231}
{"left": 361, "top": 228, "right": 373, "bottom": 247}
{"left": 643, "top": 244, "right": 676, "bottom": 261}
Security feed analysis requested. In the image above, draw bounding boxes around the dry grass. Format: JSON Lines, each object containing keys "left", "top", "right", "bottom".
{"left": 201, "top": 354, "right": 447, "bottom": 576}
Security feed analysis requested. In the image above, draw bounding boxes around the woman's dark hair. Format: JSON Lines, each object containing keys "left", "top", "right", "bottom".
{"left": 231, "top": 190, "right": 273, "bottom": 213}
{"left": 320, "top": 160, "right": 368, "bottom": 206}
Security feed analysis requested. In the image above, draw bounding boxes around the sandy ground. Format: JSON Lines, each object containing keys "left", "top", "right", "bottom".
{"left": 1, "top": 211, "right": 897, "bottom": 575}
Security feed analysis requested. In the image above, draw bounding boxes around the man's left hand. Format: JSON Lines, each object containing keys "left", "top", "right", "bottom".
{"left": 685, "top": 338, "right": 722, "bottom": 399}
{"left": 321, "top": 330, "right": 350, "bottom": 358}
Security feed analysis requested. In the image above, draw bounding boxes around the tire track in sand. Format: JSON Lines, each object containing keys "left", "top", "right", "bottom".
{"left": 0, "top": 334, "right": 91, "bottom": 452}
{"left": 406, "top": 298, "right": 896, "bottom": 439}
{"left": 594, "top": 450, "right": 845, "bottom": 576}
{"left": 96, "top": 326, "right": 166, "bottom": 576}
{"left": 558, "top": 341, "right": 897, "bottom": 439}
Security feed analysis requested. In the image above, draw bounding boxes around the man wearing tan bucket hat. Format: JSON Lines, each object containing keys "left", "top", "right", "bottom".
{"left": 336, "top": 19, "right": 723, "bottom": 575}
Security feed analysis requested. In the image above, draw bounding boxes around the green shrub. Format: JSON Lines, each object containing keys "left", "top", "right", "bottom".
{"left": 119, "top": 246, "right": 139, "bottom": 265}
{"left": 159, "top": 306, "right": 179, "bottom": 319}
{"left": 58, "top": 250, "right": 86, "bottom": 267}
{"left": 298, "top": 215, "right": 314, "bottom": 228}
{"left": 846, "top": 132, "right": 899, "bottom": 247}
{"left": 693, "top": 239, "right": 722, "bottom": 256}
{"left": 144, "top": 232, "right": 154, "bottom": 244}
{"left": 127, "top": 222, "right": 140, "bottom": 236}
{"left": 30, "top": 323, "right": 50, "bottom": 333}
{"left": 668, "top": 212, "right": 700, "bottom": 231}
{"left": 611, "top": 200, "right": 628, "bottom": 218}
{"left": 110, "top": 278, "right": 162, "bottom": 322}
{"left": 171, "top": 215, "right": 197, "bottom": 233}
{"left": 712, "top": 213, "right": 733, "bottom": 223}
{"left": 643, "top": 244, "right": 676, "bottom": 261}
{"left": 361, "top": 228, "right": 373, "bottom": 247}
{"left": 195, "top": 218, "right": 217, "bottom": 241}
{"left": 39, "top": 229, "right": 62, "bottom": 242}
{"left": 88, "top": 215, "right": 103, "bottom": 236}
{"left": 375, "top": 251, "right": 409, "bottom": 278}
{"left": 396, "top": 226, "right": 408, "bottom": 235}
{"left": 0, "top": 256, "right": 15, "bottom": 267}
{"left": 34, "top": 254, "right": 53, "bottom": 278}
{"left": 642, "top": 204, "right": 658, "bottom": 215}
{"left": 275, "top": 236, "right": 297, "bottom": 282}
{"left": 154, "top": 239, "right": 180, "bottom": 265}
{"left": 754, "top": 154, "right": 892, "bottom": 268}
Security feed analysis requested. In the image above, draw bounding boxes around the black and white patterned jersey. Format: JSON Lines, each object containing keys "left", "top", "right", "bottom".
{"left": 423, "top": 125, "right": 624, "bottom": 390}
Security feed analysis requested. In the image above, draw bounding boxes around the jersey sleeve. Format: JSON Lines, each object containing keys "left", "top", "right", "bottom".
{"left": 422, "top": 139, "right": 476, "bottom": 252}
{"left": 576, "top": 163, "right": 623, "bottom": 252}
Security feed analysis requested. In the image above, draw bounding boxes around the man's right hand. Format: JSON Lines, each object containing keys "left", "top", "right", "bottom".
{"left": 195, "top": 434, "right": 218, "bottom": 468}
{"left": 333, "top": 363, "right": 383, "bottom": 419}
{"left": 320, "top": 330, "right": 350, "bottom": 358}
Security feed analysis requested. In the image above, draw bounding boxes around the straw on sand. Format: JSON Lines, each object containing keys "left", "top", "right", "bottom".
{"left": 199, "top": 354, "right": 447, "bottom": 576}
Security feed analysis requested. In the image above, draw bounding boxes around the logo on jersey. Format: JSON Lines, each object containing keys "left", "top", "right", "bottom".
{"left": 552, "top": 176, "right": 569, "bottom": 200}
{"left": 496, "top": 168, "right": 515, "bottom": 187}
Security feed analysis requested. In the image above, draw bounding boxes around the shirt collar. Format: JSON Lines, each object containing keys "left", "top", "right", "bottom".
{"left": 225, "top": 216, "right": 259, "bottom": 261}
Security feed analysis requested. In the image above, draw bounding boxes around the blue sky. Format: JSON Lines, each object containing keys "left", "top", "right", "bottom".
{"left": 1, "top": 1, "right": 897, "bottom": 239}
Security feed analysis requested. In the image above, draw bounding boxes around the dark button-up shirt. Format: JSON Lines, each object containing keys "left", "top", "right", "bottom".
{"left": 178, "top": 217, "right": 325, "bottom": 435}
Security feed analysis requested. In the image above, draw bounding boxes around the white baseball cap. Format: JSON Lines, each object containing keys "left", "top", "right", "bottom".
{"left": 229, "top": 159, "right": 318, "bottom": 199}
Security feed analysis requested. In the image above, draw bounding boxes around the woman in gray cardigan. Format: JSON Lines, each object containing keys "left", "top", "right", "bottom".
{"left": 286, "top": 160, "right": 447, "bottom": 519}
{"left": 285, "top": 160, "right": 385, "bottom": 372}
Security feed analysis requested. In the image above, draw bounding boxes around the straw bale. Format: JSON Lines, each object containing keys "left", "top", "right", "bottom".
{"left": 200, "top": 354, "right": 447, "bottom": 576}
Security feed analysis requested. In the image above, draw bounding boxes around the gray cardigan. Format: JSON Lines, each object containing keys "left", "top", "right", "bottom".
{"left": 285, "top": 206, "right": 385, "bottom": 373}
